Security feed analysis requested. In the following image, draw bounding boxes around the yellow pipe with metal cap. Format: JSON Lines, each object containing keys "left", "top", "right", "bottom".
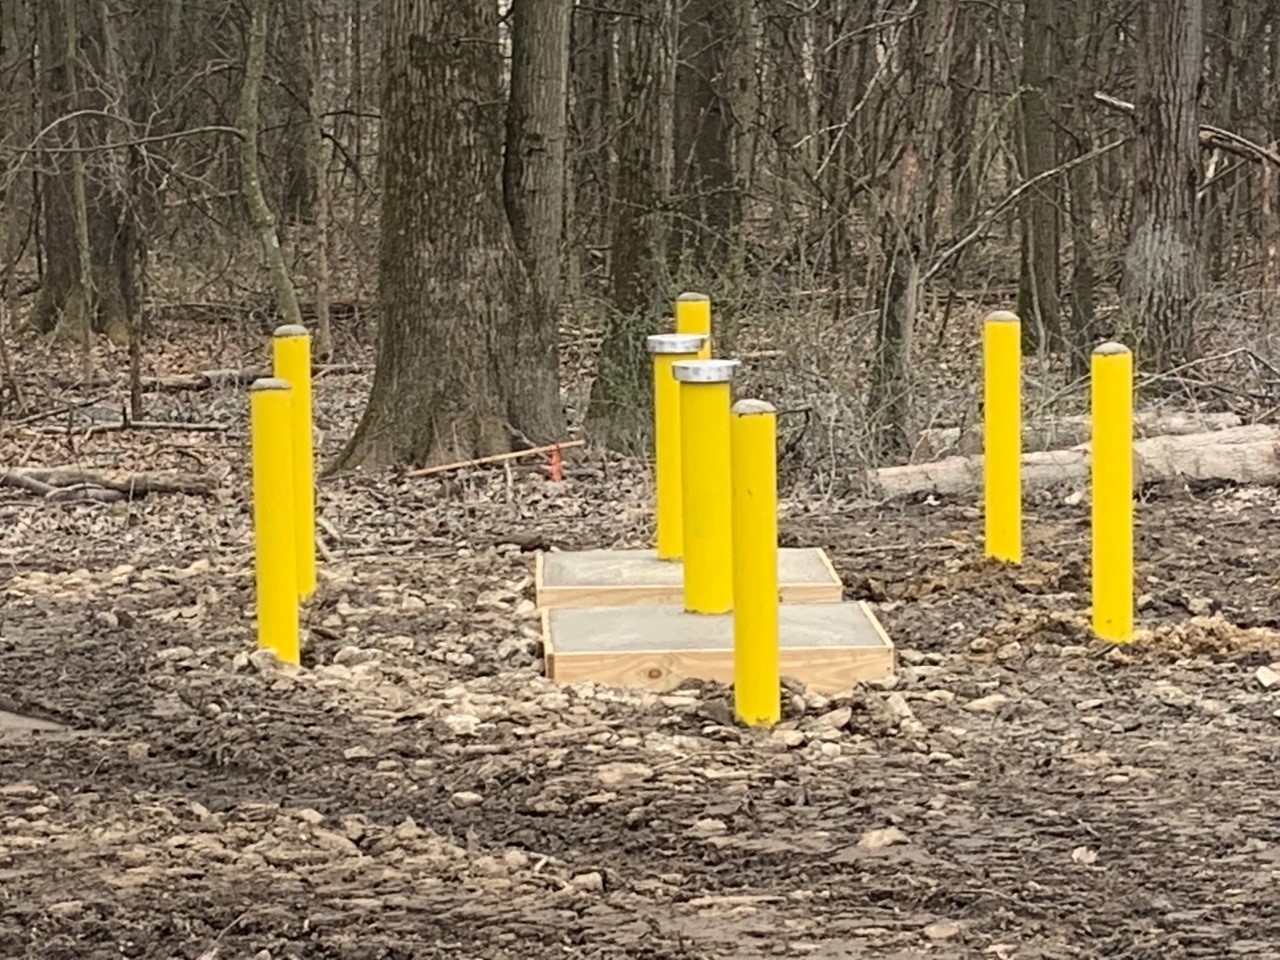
{"left": 1091, "top": 342, "right": 1134, "bottom": 643}
{"left": 676, "top": 292, "right": 713, "bottom": 360}
{"left": 731, "top": 399, "right": 780, "bottom": 727}
{"left": 647, "top": 333, "right": 708, "bottom": 560}
{"left": 983, "top": 311, "right": 1022, "bottom": 563}
{"left": 272, "top": 325, "right": 316, "bottom": 599}
{"left": 249, "top": 378, "right": 300, "bottom": 665}
{"left": 675, "top": 358, "right": 740, "bottom": 614}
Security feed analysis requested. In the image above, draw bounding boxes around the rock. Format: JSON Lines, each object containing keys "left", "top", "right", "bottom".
{"left": 503, "top": 849, "right": 530, "bottom": 870}
{"left": 570, "top": 871, "right": 604, "bottom": 893}
{"left": 46, "top": 900, "right": 84, "bottom": 919}
{"left": 1186, "top": 596, "right": 1214, "bottom": 616}
{"left": 1075, "top": 698, "right": 1106, "bottom": 711}
{"left": 898, "top": 649, "right": 927, "bottom": 665}
{"left": 885, "top": 694, "right": 916, "bottom": 724}
{"left": 923, "top": 920, "right": 965, "bottom": 941}
{"left": 443, "top": 713, "right": 481, "bottom": 737}
{"left": 394, "top": 818, "right": 424, "bottom": 841}
{"left": 690, "top": 818, "right": 728, "bottom": 836}
{"left": 857, "top": 826, "right": 907, "bottom": 851}
{"left": 402, "top": 596, "right": 428, "bottom": 613}
{"left": 126, "top": 742, "right": 150, "bottom": 761}
{"left": 964, "top": 693, "right": 1010, "bottom": 714}
{"left": 248, "top": 648, "right": 281, "bottom": 673}
{"left": 333, "top": 646, "right": 376, "bottom": 666}
{"left": 451, "top": 791, "right": 484, "bottom": 808}
{"left": 343, "top": 746, "right": 373, "bottom": 760}
{"left": 817, "top": 706, "right": 853, "bottom": 730}
{"left": 1256, "top": 665, "right": 1280, "bottom": 689}
{"left": 295, "top": 808, "right": 325, "bottom": 826}
{"left": 968, "top": 637, "right": 997, "bottom": 655}
{"left": 1071, "top": 846, "right": 1098, "bottom": 865}
{"left": 995, "top": 641, "right": 1023, "bottom": 662}
{"left": 596, "top": 762, "right": 654, "bottom": 788}
{"left": 771, "top": 729, "right": 807, "bottom": 748}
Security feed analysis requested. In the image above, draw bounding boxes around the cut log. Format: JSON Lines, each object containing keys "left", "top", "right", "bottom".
{"left": 871, "top": 424, "right": 1280, "bottom": 499}
{"left": 920, "top": 410, "right": 1244, "bottom": 457}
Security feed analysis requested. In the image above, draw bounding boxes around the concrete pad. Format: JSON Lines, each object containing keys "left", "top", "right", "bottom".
{"left": 535, "top": 547, "right": 842, "bottom": 609}
{"left": 543, "top": 601, "right": 893, "bottom": 694}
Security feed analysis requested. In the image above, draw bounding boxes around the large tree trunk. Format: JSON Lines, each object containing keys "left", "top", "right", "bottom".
{"left": 336, "top": 0, "right": 539, "bottom": 469}
{"left": 584, "top": 0, "right": 674, "bottom": 453}
{"left": 503, "top": 0, "right": 571, "bottom": 442}
{"left": 1017, "top": 0, "right": 1061, "bottom": 352}
{"left": 1122, "top": 0, "right": 1203, "bottom": 372}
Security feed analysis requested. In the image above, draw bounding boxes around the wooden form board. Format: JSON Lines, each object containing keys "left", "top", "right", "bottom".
{"left": 542, "top": 601, "right": 894, "bottom": 694}
{"left": 535, "top": 548, "right": 843, "bottom": 610}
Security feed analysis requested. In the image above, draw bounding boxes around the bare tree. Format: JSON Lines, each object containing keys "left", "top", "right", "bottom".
{"left": 1122, "top": 0, "right": 1203, "bottom": 370}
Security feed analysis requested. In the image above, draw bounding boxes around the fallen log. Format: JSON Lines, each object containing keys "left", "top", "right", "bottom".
{"left": 921, "top": 410, "right": 1245, "bottom": 457}
{"left": 142, "top": 363, "right": 365, "bottom": 393}
{"left": 870, "top": 424, "right": 1280, "bottom": 499}
{"left": 1, "top": 466, "right": 214, "bottom": 498}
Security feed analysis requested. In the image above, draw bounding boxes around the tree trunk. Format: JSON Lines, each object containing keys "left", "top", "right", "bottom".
{"left": 336, "top": 0, "right": 539, "bottom": 469}
{"left": 1122, "top": 0, "right": 1203, "bottom": 372}
{"left": 1061, "top": 0, "right": 1098, "bottom": 376}
{"left": 239, "top": 0, "right": 305, "bottom": 335}
{"left": 1017, "top": 0, "right": 1061, "bottom": 353}
{"left": 585, "top": 0, "right": 674, "bottom": 453}
{"left": 673, "top": 0, "right": 735, "bottom": 270}
{"left": 503, "top": 0, "right": 571, "bottom": 442}
{"left": 277, "top": 0, "right": 316, "bottom": 222}
{"left": 31, "top": 0, "right": 132, "bottom": 347}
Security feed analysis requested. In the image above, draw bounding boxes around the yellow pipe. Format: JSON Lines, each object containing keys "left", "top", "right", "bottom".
{"left": 675, "top": 359, "right": 739, "bottom": 614}
{"left": 1091, "top": 342, "right": 1134, "bottom": 643}
{"left": 272, "top": 325, "right": 316, "bottom": 599}
{"left": 250, "top": 378, "right": 300, "bottom": 665}
{"left": 676, "top": 292, "right": 713, "bottom": 360}
{"left": 983, "top": 311, "right": 1022, "bottom": 563}
{"left": 647, "top": 333, "right": 709, "bottom": 560}
{"left": 731, "top": 399, "right": 780, "bottom": 727}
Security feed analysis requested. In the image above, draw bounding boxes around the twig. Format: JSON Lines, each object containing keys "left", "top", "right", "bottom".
{"left": 1095, "top": 91, "right": 1280, "bottom": 167}
{"left": 9, "top": 394, "right": 110, "bottom": 427}
{"left": 36, "top": 420, "right": 230, "bottom": 437}
{"left": 404, "top": 440, "right": 585, "bottom": 479}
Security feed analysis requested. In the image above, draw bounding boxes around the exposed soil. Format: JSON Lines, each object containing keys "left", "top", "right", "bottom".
{"left": 3, "top": 329, "right": 1280, "bottom": 959}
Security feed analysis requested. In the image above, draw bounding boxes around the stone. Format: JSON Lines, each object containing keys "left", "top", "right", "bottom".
{"left": 923, "top": 920, "right": 965, "bottom": 941}
{"left": 995, "top": 641, "right": 1023, "bottom": 662}
{"left": 451, "top": 791, "right": 484, "bottom": 808}
{"left": 1256, "top": 666, "right": 1280, "bottom": 689}
{"left": 968, "top": 637, "right": 998, "bottom": 655}
{"left": 248, "top": 649, "right": 281, "bottom": 673}
{"left": 817, "top": 706, "right": 853, "bottom": 730}
{"left": 333, "top": 646, "right": 377, "bottom": 666}
{"left": 857, "top": 826, "right": 907, "bottom": 851}
{"left": 691, "top": 818, "right": 728, "bottom": 836}
{"left": 343, "top": 746, "right": 373, "bottom": 760}
{"left": 965, "top": 693, "right": 1010, "bottom": 714}
{"left": 596, "top": 762, "right": 654, "bottom": 788}
{"left": 771, "top": 729, "right": 807, "bottom": 748}
{"left": 885, "top": 694, "right": 915, "bottom": 724}
{"left": 570, "top": 871, "right": 604, "bottom": 893}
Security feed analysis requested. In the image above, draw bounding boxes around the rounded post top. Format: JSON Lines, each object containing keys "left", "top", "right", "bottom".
{"left": 673, "top": 358, "right": 740, "bottom": 384}
{"left": 250, "top": 377, "right": 292, "bottom": 392}
{"left": 647, "top": 333, "right": 707, "bottom": 355}
{"left": 273, "top": 324, "right": 309, "bottom": 339}
{"left": 1093, "top": 341, "right": 1132, "bottom": 357}
{"left": 677, "top": 291, "right": 710, "bottom": 303}
{"left": 732, "top": 399, "right": 776, "bottom": 417}
{"left": 984, "top": 311, "right": 1020, "bottom": 324}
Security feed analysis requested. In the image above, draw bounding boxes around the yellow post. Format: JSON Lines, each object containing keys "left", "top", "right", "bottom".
{"left": 731, "top": 399, "right": 780, "bottom": 727}
{"left": 676, "top": 292, "right": 713, "bottom": 360}
{"left": 272, "top": 325, "right": 316, "bottom": 599}
{"left": 250, "top": 378, "right": 300, "bottom": 665}
{"left": 647, "top": 333, "right": 709, "bottom": 560}
{"left": 1091, "top": 342, "right": 1134, "bottom": 643}
{"left": 983, "top": 311, "right": 1022, "bottom": 563}
{"left": 675, "top": 358, "right": 740, "bottom": 614}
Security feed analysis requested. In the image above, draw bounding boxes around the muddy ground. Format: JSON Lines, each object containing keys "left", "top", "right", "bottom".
{"left": 2, "top": 330, "right": 1280, "bottom": 959}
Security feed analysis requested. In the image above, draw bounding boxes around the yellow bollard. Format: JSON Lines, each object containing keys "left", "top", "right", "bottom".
{"left": 731, "top": 399, "right": 780, "bottom": 727}
{"left": 676, "top": 292, "right": 713, "bottom": 360}
{"left": 983, "top": 311, "right": 1022, "bottom": 563}
{"left": 272, "top": 325, "right": 316, "bottom": 599}
{"left": 675, "top": 358, "right": 740, "bottom": 614}
{"left": 1091, "top": 342, "right": 1134, "bottom": 643}
{"left": 647, "top": 333, "right": 709, "bottom": 560}
{"left": 250, "top": 378, "right": 300, "bottom": 665}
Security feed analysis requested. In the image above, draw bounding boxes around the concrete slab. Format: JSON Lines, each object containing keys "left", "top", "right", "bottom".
{"left": 536, "top": 547, "right": 842, "bottom": 609}
{"left": 543, "top": 601, "right": 893, "bottom": 694}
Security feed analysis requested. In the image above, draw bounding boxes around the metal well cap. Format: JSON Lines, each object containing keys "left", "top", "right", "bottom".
{"left": 273, "top": 324, "right": 309, "bottom": 339}
{"left": 732, "top": 399, "right": 775, "bottom": 416}
{"left": 677, "top": 291, "right": 710, "bottom": 302}
{"left": 647, "top": 333, "right": 707, "bottom": 355}
{"left": 1093, "top": 341, "right": 1131, "bottom": 356}
{"left": 673, "top": 359, "right": 740, "bottom": 383}
{"left": 984, "top": 311, "right": 1019, "bottom": 324}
